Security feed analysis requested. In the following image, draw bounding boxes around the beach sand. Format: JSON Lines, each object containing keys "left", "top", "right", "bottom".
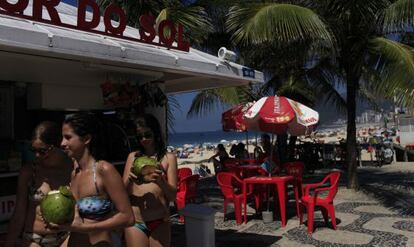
{"left": 176, "top": 129, "right": 382, "bottom": 174}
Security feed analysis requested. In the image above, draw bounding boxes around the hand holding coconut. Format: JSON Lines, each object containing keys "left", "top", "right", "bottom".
{"left": 130, "top": 156, "right": 164, "bottom": 184}
{"left": 46, "top": 205, "right": 84, "bottom": 232}
{"left": 41, "top": 186, "right": 84, "bottom": 232}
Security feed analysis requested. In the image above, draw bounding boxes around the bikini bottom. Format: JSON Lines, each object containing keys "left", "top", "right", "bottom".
{"left": 23, "top": 231, "right": 69, "bottom": 247}
{"left": 133, "top": 218, "right": 167, "bottom": 237}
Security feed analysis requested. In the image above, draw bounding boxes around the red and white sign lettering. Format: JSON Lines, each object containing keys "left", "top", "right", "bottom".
{"left": 0, "top": 0, "right": 190, "bottom": 51}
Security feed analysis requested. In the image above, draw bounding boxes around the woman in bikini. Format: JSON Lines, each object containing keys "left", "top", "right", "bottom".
{"left": 58, "top": 113, "right": 134, "bottom": 246}
{"left": 123, "top": 114, "right": 177, "bottom": 247}
{"left": 5, "top": 121, "right": 73, "bottom": 247}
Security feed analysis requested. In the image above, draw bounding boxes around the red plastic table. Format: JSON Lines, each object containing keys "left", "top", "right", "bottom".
{"left": 242, "top": 175, "right": 295, "bottom": 226}
{"left": 238, "top": 165, "right": 267, "bottom": 178}
{"left": 239, "top": 159, "right": 259, "bottom": 165}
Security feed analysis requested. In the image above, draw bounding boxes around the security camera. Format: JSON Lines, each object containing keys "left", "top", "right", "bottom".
{"left": 218, "top": 47, "right": 237, "bottom": 62}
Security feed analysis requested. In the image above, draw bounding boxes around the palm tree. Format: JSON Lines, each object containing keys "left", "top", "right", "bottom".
{"left": 96, "top": 0, "right": 212, "bottom": 46}
{"left": 226, "top": 0, "right": 414, "bottom": 189}
{"left": 188, "top": 0, "right": 346, "bottom": 165}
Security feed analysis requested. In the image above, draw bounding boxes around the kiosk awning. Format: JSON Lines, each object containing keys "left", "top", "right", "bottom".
{"left": 0, "top": 1, "right": 264, "bottom": 94}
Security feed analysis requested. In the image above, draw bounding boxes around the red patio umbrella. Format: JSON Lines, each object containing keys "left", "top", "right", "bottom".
{"left": 221, "top": 103, "right": 256, "bottom": 154}
{"left": 243, "top": 96, "right": 319, "bottom": 136}
{"left": 221, "top": 103, "right": 253, "bottom": 132}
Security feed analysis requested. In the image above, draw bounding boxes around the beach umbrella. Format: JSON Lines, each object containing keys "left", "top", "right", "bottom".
{"left": 222, "top": 103, "right": 256, "bottom": 155}
{"left": 221, "top": 103, "right": 253, "bottom": 132}
{"left": 244, "top": 95, "right": 319, "bottom": 136}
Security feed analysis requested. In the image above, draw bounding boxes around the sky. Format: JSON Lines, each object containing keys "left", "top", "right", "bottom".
{"left": 170, "top": 92, "right": 223, "bottom": 133}
{"left": 61, "top": 0, "right": 222, "bottom": 133}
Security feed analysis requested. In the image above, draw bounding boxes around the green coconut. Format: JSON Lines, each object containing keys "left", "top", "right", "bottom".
{"left": 40, "top": 186, "right": 76, "bottom": 224}
{"left": 131, "top": 156, "right": 159, "bottom": 178}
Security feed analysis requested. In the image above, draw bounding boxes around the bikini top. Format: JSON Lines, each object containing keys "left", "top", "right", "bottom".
{"left": 77, "top": 162, "right": 113, "bottom": 220}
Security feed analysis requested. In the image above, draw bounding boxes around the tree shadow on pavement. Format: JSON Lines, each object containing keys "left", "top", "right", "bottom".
{"left": 357, "top": 168, "right": 414, "bottom": 216}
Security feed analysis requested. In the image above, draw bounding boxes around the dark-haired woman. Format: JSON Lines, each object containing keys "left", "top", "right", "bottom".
{"left": 5, "top": 121, "right": 73, "bottom": 247}
{"left": 123, "top": 114, "right": 177, "bottom": 247}
{"left": 208, "top": 144, "right": 229, "bottom": 173}
{"left": 58, "top": 113, "right": 134, "bottom": 246}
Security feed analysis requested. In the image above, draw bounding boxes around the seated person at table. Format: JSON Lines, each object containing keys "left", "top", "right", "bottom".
{"left": 257, "top": 134, "right": 279, "bottom": 167}
{"left": 208, "top": 144, "right": 229, "bottom": 173}
{"left": 234, "top": 143, "right": 249, "bottom": 159}
{"left": 229, "top": 144, "right": 237, "bottom": 157}
{"left": 263, "top": 134, "right": 274, "bottom": 154}
{"left": 253, "top": 144, "right": 262, "bottom": 159}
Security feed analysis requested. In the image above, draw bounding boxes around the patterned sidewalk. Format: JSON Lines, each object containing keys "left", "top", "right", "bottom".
{"left": 171, "top": 162, "right": 414, "bottom": 247}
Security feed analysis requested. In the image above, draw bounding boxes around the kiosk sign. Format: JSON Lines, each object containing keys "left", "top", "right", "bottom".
{"left": 0, "top": 0, "right": 190, "bottom": 51}
{"left": 0, "top": 195, "right": 15, "bottom": 222}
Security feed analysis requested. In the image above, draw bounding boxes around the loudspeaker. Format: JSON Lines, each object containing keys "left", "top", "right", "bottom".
{"left": 218, "top": 47, "right": 237, "bottom": 62}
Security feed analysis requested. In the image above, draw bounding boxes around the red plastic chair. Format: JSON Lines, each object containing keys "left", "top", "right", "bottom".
{"left": 284, "top": 161, "right": 305, "bottom": 217}
{"left": 216, "top": 172, "right": 261, "bottom": 225}
{"left": 299, "top": 171, "right": 341, "bottom": 235}
{"left": 176, "top": 174, "right": 200, "bottom": 222}
{"left": 178, "top": 167, "right": 192, "bottom": 181}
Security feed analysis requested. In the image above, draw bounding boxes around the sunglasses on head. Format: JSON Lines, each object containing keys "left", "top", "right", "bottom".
{"left": 137, "top": 132, "right": 154, "bottom": 140}
{"left": 31, "top": 146, "right": 53, "bottom": 156}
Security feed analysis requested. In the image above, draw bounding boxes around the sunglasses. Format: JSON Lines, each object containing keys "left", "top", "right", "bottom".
{"left": 31, "top": 146, "right": 53, "bottom": 156}
{"left": 137, "top": 132, "right": 154, "bottom": 140}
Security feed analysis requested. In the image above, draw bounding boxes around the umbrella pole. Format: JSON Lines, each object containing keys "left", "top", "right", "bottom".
{"left": 246, "top": 131, "right": 249, "bottom": 157}
{"left": 255, "top": 133, "right": 258, "bottom": 159}
{"left": 266, "top": 133, "right": 275, "bottom": 212}
{"left": 270, "top": 134, "right": 275, "bottom": 171}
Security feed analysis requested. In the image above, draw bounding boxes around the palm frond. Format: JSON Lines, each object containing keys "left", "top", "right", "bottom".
{"left": 187, "top": 86, "right": 252, "bottom": 118}
{"left": 97, "top": 0, "right": 164, "bottom": 27}
{"left": 325, "top": 0, "right": 388, "bottom": 23}
{"left": 368, "top": 37, "right": 414, "bottom": 108}
{"left": 304, "top": 58, "right": 347, "bottom": 113}
{"left": 186, "top": 90, "right": 223, "bottom": 119}
{"left": 226, "top": 3, "right": 335, "bottom": 49}
{"left": 166, "top": 96, "right": 181, "bottom": 134}
{"left": 382, "top": 0, "right": 414, "bottom": 34}
{"left": 276, "top": 76, "right": 318, "bottom": 106}
{"left": 156, "top": 6, "right": 213, "bottom": 44}
{"left": 357, "top": 84, "right": 382, "bottom": 111}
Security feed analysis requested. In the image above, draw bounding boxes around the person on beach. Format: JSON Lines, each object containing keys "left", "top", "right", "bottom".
{"left": 5, "top": 121, "right": 74, "bottom": 247}
{"left": 123, "top": 114, "right": 177, "bottom": 247}
{"left": 58, "top": 113, "right": 134, "bottom": 246}
{"left": 209, "top": 143, "right": 229, "bottom": 173}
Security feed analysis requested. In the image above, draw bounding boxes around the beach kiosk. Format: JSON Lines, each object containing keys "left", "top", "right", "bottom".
{"left": 0, "top": 0, "right": 264, "bottom": 240}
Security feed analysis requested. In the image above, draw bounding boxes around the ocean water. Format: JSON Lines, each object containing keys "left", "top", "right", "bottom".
{"left": 167, "top": 130, "right": 262, "bottom": 147}
{"left": 167, "top": 123, "right": 350, "bottom": 148}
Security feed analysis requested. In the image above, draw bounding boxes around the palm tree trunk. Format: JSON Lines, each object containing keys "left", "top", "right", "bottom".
{"left": 277, "top": 134, "right": 288, "bottom": 165}
{"left": 346, "top": 73, "right": 359, "bottom": 190}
